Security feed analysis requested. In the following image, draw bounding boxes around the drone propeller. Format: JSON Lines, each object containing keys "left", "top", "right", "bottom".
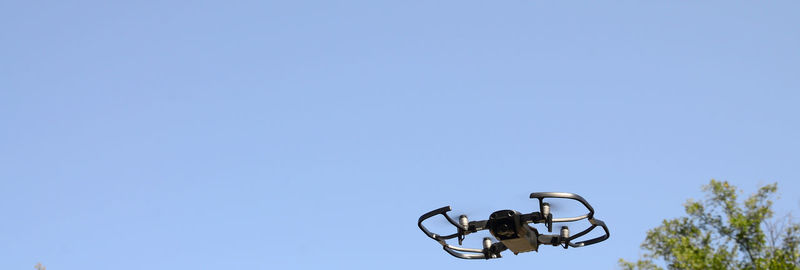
{"left": 423, "top": 215, "right": 460, "bottom": 232}
{"left": 540, "top": 199, "right": 571, "bottom": 212}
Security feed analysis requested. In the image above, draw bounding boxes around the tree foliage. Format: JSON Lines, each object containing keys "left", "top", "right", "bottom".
{"left": 620, "top": 180, "right": 800, "bottom": 270}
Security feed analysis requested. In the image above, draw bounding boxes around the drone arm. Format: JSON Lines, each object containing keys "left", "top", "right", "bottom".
{"left": 520, "top": 212, "right": 544, "bottom": 223}
{"left": 467, "top": 220, "right": 488, "bottom": 232}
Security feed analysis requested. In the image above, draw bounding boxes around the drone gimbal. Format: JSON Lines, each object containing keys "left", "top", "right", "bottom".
{"left": 418, "top": 192, "right": 609, "bottom": 259}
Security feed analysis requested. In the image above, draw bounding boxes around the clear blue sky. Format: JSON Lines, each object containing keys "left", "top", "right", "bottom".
{"left": 2, "top": 1, "right": 800, "bottom": 269}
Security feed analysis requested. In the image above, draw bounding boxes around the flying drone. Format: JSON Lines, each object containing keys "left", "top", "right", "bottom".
{"left": 418, "top": 192, "right": 609, "bottom": 259}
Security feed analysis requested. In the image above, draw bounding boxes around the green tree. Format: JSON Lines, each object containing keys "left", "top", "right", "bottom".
{"left": 620, "top": 180, "right": 800, "bottom": 270}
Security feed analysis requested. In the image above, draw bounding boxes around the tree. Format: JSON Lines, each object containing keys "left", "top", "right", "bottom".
{"left": 619, "top": 180, "right": 800, "bottom": 270}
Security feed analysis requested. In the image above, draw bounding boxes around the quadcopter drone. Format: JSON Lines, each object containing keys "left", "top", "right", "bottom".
{"left": 418, "top": 192, "right": 609, "bottom": 259}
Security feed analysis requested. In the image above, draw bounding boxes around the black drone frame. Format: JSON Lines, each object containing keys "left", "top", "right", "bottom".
{"left": 418, "top": 192, "right": 609, "bottom": 259}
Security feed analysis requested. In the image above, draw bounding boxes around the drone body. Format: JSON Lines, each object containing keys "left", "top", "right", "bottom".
{"left": 418, "top": 192, "right": 609, "bottom": 259}
{"left": 487, "top": 209, "right": 540, "bottom": 254}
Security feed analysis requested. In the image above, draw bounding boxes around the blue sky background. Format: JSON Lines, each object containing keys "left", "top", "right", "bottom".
{"left": 2, "top": 1, "right": 800, "bottom": 269}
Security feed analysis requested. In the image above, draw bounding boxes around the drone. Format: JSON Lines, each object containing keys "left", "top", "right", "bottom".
{"left": 418, "top": 192, "right": 609, "bottom": 259}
